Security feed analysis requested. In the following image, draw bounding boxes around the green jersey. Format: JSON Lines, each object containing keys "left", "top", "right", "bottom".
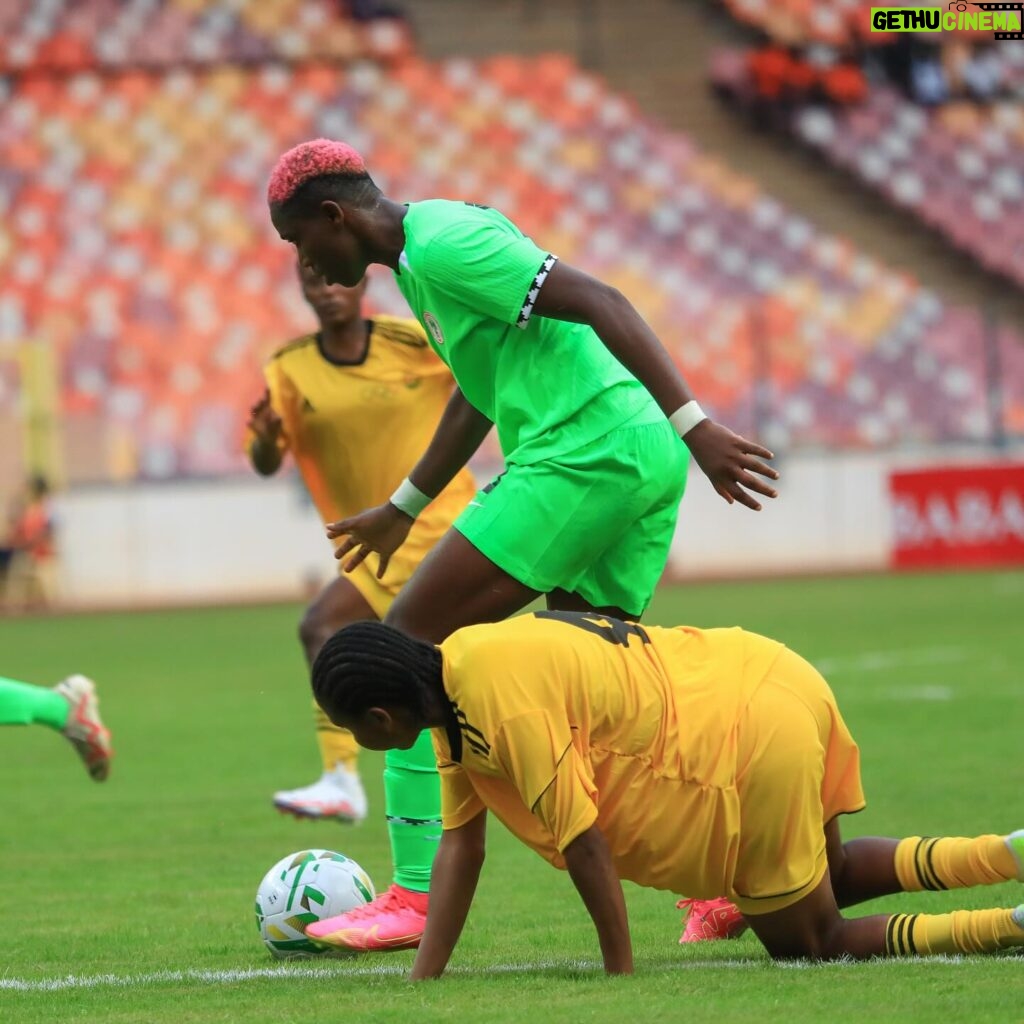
{"left": 393, "top": 200, "right": 656, "bottom": 465}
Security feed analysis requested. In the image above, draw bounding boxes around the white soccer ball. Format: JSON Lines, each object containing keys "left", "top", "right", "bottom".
{"left": 255, "top": 849, "right": 375, "bottom": 957}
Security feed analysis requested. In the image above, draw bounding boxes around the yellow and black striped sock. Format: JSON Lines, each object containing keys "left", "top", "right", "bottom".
{"left": 894, "top": 835, "right": 1017, "bottom": 892}
{"left": 313, "top": 702, "right": 359, "bottom": 773}
{"left": 885, "top": 908, "right": 1024, "bottom": 956}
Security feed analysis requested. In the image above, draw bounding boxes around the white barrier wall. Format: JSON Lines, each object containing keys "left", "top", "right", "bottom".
{"left": 669, "top": 450, "right": 890, "bottom": 576}
{"left": 53, "top": 447, "right": 1022, "bottom": 606}
{"left": 58, "top": 478, "right": 331, "bottom": 604}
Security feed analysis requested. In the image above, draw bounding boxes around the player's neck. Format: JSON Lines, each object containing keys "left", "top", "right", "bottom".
{"left": 365, "top": 198, "right": 407, "bottom": 271}
{"left": 421, "top": 678, "right": 450, "bottom": 730}
{"left": 319, "top": 318, "right": 369, "bottom": 363}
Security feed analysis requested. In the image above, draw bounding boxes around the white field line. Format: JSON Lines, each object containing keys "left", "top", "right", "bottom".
{"left": 814, "top": 647, "right": 970, "bottom": 676}
{"left": 0, "top": 955, "right": 1011, "bottom": 992}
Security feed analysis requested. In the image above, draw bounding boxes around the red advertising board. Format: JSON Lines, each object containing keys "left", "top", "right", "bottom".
{"left": 889, "top": 464, "right": 1024, "bottom": 569}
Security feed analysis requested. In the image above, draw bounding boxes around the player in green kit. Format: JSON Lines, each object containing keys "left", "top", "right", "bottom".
{"left": 268, "top": 139, "right": 778, "bottom": 951}
{"left": 0, "top": 672, "right": 112, "bottom": 780}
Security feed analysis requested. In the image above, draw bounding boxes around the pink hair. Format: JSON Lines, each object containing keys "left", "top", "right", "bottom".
{"left": 267, "top": 139, "right": 368, "bottom": 206}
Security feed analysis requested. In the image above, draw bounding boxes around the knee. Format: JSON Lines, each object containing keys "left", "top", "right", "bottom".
{"left": 765, "top": 920, "right": 852, "bottom": 962}
{"left": 298, "top": 605, "right": 333, "bottom": 661}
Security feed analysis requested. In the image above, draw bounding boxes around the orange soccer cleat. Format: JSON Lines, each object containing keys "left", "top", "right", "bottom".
{"left": 677, "top": 897, "right": 748, "bottom": 943}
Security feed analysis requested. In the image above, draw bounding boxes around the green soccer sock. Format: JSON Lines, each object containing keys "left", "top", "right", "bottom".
{"left": 0, "top": 675, "right": 68, "bottom": 730}
{"left": 384, "top": 730, "right": 442, "bottom": 894}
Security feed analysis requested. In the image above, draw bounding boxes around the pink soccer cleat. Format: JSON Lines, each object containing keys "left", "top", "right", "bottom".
{"left": 54, "top": 674, "right": 113, "bottom": 782}
{"left": 306, "top": 883, "right": 428, "bottom": 952}
{"left": 677, "top": 897, "right": 748, "bottom": 943}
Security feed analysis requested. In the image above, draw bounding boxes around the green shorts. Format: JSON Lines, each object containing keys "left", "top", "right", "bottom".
{"left": 454, "top": 411, "right": 689, "bottom": 616}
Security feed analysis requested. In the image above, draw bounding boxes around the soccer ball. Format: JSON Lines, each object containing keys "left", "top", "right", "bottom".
{"left": 255, "top": 849, "right": 375, "bottom": 957}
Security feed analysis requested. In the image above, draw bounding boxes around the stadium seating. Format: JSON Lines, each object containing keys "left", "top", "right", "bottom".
{"left": 716, "top": 0, "right": 881, "bottom": 46}
{"left": 714, "top": 44, "right": 1024, "bottom": 291}
{"left": 0, "top": 6, "right": 1021, "bottom": 479}
{"left": 716, "top": 0, "right": 1024, "bottom": 51}
{"left": 0, "top": 0, "right": 412, "bottom": 73}
{"left": 793, "top": 88, "right": 1024, "bottom": 288}
{"left": 714, "top": 0, "right": 1024, "bottom": 288}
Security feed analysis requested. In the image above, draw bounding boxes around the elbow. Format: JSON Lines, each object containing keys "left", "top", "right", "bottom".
{"left": 585, "top": 283, "right": 633, "bottom": 333}
{"left": 442, "top": 822, "right": 487, "bottom": 871}
{"left": 464, "top": 838, "right": 486, "bottom": 870}
{"left": 460, "top": 834, "right": 487, "bottom": 873}
{"left": 597, "top": 281, "right": 629, "bottom": 313}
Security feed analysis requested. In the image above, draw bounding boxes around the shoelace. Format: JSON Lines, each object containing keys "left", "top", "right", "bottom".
{"left": 676, "top": 898, "right": 699, "bottom": 917}
{"left": 337, "top": 887, "right": 407, "bottom": 922}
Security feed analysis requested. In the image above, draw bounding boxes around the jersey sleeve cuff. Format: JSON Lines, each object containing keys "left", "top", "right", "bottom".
{"left": 555, "top": 806, "right": 600, "bottom": 854}
{"left": 515, "top": 254, "right": 558, "bottom": 330}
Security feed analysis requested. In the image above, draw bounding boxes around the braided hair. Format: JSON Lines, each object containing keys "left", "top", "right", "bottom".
{"left": 311, "top": 621, "right": 443, "bottom": 723}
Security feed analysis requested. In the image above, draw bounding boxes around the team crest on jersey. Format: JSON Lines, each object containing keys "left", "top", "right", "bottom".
{"left": 423, "top": 311, "right": 444, "bottom": 346}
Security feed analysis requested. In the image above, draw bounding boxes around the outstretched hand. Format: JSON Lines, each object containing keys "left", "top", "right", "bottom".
{"left": 326, "top": 502, "right": 415, "bottom": 578}
{"left": 684, "top": 419, "right": 778, "bottom": 511}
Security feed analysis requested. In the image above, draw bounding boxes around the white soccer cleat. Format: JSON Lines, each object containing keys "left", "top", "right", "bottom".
{"left": 54, "top": 674, "right": 113, "bottom": 782}
{"left": 273, "top": 766, "right": 368, "bottom": 824}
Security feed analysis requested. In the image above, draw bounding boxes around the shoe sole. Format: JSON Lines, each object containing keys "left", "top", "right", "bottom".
{"left": 680, "top": 926, "right": 748, "bottom": 944}
{"left": 273, "top": 802, "right": 362, "bottom": 825}
{"left": 308, "top": 933, "right": 422, "bottom": 952}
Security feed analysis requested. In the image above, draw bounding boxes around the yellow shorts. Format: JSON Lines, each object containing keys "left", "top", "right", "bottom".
{"left": 731, "top": 646, "right": 866, "bottom": 916}
{"left": 343, "top": 558, "right": 402, "bottom": 620}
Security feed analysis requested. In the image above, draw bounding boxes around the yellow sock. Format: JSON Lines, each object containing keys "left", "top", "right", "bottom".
{"left": 313, "top": 701, "right": 359, "bottom": 773}
{"left": 894, "top": 835, "right": 1017, "bottom": 892}
{"left": 885, "top": 908, "right": 1024, "bottom": 956}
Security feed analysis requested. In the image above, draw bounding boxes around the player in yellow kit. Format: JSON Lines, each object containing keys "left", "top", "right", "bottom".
{"left": 246, "top": 263, "right": 476, "bottom": 942}
{"left": 307, "top": 612, "right": 1024, "bottom": 977}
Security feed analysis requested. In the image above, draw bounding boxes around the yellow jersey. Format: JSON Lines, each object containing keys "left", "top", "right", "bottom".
{"left": 250, "top": 315, "right": 477, "bottom": 590}
{"left": 433, "top": 611, "right": 789, "bottom": 901}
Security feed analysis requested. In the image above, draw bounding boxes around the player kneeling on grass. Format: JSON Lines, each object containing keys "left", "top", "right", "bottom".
{"left": 307, "top": 612, "right": 1024, "bottom": 978}
{"left": 268, "top": 137, "right": 777, "bottom": 949}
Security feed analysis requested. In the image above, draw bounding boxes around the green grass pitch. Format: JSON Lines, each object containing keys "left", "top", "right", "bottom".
{"left": 1, "top": 569, "right": 1021, "bottom": 1022}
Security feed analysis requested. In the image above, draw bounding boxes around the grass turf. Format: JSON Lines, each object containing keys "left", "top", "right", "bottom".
{"left": 1, "top": 569, "right": 1021, "bottom": 1022}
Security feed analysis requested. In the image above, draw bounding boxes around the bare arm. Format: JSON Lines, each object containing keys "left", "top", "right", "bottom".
{"left": 532, "top": 261, "right": 779, "bottom": 510}
{"left": 533, "top": 262, "right": 693, "bottom": 419}
{"left": 409, "top": 810, "right": 487, "bottom": 981}
{"left": 406, "top": 387, "right": 493, "bottom": 499}
{"left": 562, "top": 823, "right": 633, "bottom": 975}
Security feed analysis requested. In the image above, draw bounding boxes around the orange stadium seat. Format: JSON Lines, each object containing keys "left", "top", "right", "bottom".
{"left": 0, "top": 3, "right": 1021, "bottom": 477}
{"left": 791, "top": 87, "right": 1024, "bottom": 289}
{"left": 720, "top": 0, "right": 888, "bottom": 47}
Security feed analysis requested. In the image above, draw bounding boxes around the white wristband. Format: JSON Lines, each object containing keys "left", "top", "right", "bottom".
{"left": 669, "top": 401, "right": 708, "bottom": 437}
{"left": 389, "top": 477, "right": 432, "bottom": 520}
